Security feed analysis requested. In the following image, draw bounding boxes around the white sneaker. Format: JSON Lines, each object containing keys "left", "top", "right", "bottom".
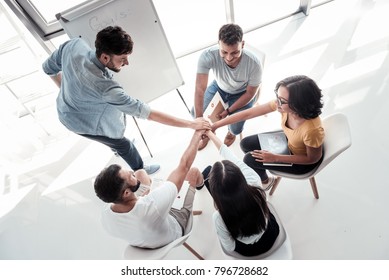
{"left": 144, "top": 164, "right": 160, "bottom": 175}
{"left": 261, "top": 176, "right": 276, "bottom": 191}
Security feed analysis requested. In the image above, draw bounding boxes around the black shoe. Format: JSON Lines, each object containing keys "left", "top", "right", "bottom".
{"left": 196, "top": 165, "right": 212, "bottom": 190}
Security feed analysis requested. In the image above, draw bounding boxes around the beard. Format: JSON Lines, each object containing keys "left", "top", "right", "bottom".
{"left": 106, "top": 61, "right": 121, "bottom": 73}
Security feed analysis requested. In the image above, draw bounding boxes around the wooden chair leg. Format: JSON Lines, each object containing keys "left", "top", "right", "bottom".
{"left": 309, "top": 177, "right": 319, "bottom": 199}
{"left": 183, "top": 242, "right": 204, "bottom": 260}
{"left": 269, "top": 177, "right": 282, "bottom": 195}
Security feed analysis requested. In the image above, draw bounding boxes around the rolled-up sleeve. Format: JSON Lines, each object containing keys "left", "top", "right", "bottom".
{"left": 102, "top": 85, "right": 151, "bottom": 119}
{"left": 42, "top": 40, "right": 71, "bottom": 75}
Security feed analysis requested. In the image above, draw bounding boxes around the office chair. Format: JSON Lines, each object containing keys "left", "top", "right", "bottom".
{"left": 269, "top": 113, "right": 352, "bottom": 199}
{"left": 123, "top": 213, "right": 204, "bottom": 260}
{"left": 219, "top": 202, "right": 292, "bottom": 260}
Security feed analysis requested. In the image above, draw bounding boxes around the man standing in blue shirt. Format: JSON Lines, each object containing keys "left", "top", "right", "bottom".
{"left": 42, "top": 26, "right": 210, "bottom": 175}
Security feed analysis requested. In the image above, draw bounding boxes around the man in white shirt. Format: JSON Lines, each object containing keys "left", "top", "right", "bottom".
{"left": 94, "top": 130, "right": 205, "bottom": 248}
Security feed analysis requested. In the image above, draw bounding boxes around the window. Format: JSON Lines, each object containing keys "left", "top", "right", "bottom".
{"left": 5, "top": 0, "right": 87, "bottom": 39}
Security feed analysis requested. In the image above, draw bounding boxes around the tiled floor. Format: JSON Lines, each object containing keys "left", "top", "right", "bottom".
{"left": 1, "top": 0, "right": 389, "bottom": 260}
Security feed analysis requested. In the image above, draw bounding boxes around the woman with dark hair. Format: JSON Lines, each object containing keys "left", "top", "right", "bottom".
{"left": 204, "top": 130, "right": 280, "bottom": 256}
{"left": 212, "top": 75, "right": 325, "bottom": 190}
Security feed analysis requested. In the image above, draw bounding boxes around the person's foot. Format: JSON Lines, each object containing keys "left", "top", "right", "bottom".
{"left": 196, "top": 165, "right": 212, "bottom": 190}
{"left": 144, "top": 164, "right": 160, "bottom": 175}
{"left": 224, "top": 131, "right": 236, "bottom": 147}
{"left": 261, "top": 176, "right": 276, "bottom": 191}
{"left": 198, "top": 136, "right": 209, "bottom": 151}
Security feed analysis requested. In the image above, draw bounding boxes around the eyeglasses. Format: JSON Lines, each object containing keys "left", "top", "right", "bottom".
{"left": 275, "top": 92, "right": 288, "bottom": 106}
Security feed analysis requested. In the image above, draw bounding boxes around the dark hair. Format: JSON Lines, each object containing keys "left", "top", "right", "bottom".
{"left": 95, "top": 26, "right": 134, "bottom": 57}
{"left": 209, "top": 160, "right": 269, "bottom": 239}
{"left": 94, "top": 164, "right": 125, "bottom": 203}
{"left": 275, "top": 75, "right": 323, "bottom": 119}
{"left": 218, "top": 24, "right": 243, "bottom": 45}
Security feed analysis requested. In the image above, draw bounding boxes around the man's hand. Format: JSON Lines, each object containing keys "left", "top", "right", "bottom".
{"left": 218, "top": 110, "right": 229, "bottom": 120}
{"left": 191, "top": 117, "right": 211, "bottom": 130}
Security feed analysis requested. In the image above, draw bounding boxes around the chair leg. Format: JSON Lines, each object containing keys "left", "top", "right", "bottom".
{"left": 239, "top": 132, "right": 243, "bottom": 141}
{"left": 183, "top": 242, "right": 204, "bottom": 260}
{"left": 269, "top": 177, "right": 282, "bottom": 195}
{"left": 309, "top": 177, "right": 319, "bottom": 199}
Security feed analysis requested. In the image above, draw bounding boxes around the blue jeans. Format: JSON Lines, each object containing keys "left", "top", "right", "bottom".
{"left": 192, "top": 80, "right": 254, "bottom": 135}
{"left": 80, "top": 134, "right": 143, "bottom": 171}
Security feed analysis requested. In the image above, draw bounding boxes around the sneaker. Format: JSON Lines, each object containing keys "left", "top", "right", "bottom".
{"left": 144, "top": 164, "right": 160, "bottom": 175}
{"left": 196, "top": 165, "right": 212, "bottom": 190}
{"left": 198, "top": 137, "right": 209, "bottom": 151}
{"left": 261, "top": 176, "right": 276, "bottom": 191}
{"left": 224, "top": 131, "right": 236, "bottom": 147}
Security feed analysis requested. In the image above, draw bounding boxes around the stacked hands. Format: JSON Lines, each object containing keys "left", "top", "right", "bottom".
{"left": 192, "top": 117, "right": 277, "bottom": 164}
{"left": 190, "top": 116, "right": 263, "bottom": 161}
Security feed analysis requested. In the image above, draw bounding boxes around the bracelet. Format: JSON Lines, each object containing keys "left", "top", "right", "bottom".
{"left": 226, "top": 108, "right": 231, "bottom": 115}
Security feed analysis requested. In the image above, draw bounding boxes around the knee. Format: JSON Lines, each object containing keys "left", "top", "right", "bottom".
{"left": 186, "top": 167, "right": 202, "bottom": 187}
{"left": 243, "top": 153, "right": 255, "bottom": 166}
{"left": 135, "top": 169, "right": 151, "bottom": 185}
{"left": 190, "top": 107, "right": 195, "bottom": 118}
{"left": 229, "top": 121, "right": 245, "bottom": 135}
{"left": 115, "top": 138, "right": 134, "bottom": 153}
{"left": 240, "top": 137, "right": 250, "bottom": 152}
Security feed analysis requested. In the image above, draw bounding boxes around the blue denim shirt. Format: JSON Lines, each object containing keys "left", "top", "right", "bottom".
{"left": 42, "top": 38, "right": 151, "bottom": 139}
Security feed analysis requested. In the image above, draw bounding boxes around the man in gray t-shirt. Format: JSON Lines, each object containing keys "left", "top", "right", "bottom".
{"left": 193, "top": 23, "right": 263, "bottom": 150}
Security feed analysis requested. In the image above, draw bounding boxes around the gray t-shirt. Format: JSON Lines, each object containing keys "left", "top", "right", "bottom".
{"left": 197, "top": 46, "right": 262, "bottom": 94}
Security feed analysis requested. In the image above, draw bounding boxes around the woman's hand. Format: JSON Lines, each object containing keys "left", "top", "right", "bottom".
{"left": 250, "top": 150, "right": 277, "bottom": 163}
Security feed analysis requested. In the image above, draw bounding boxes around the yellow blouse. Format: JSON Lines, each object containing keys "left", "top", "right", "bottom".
{"left": 268, "top": 100, "right": 325, "bottom": 155}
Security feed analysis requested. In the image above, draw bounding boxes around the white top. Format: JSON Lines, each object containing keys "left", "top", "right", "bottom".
{"left": 101, "top": 181, "right": 182, "bottom": 248}
{"left": 212, "top": 144, "right": 266, "bottom": 252}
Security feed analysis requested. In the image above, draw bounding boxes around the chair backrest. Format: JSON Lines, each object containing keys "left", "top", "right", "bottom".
{"left": 123, "top": 214, "right": 193, "bottom": 260}
{"left": 219, "top": 202, "right": 292, "bottom": 260}
{"left": 314, "top": 113, "right": 352, "bottom": 175}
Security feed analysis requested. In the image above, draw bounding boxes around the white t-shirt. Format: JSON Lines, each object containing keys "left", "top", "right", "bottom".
{"left": 101, "top": 181, "right": 182, "bottom": 248}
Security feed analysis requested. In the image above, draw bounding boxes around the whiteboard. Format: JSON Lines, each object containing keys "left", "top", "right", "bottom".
{"left": 56, "top": 0, "right": 184, "bottom": 103}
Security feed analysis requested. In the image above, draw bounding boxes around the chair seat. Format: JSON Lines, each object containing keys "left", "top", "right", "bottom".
{"left": 270, "top": 168, "right": 317, "bottom": 180}
{"left": 123, "top": 214, "right": 203, "bottom": 260}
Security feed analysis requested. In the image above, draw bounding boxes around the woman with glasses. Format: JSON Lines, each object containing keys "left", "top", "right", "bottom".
{"left": 212, "top": 75, "right": 324, "bottom": 190}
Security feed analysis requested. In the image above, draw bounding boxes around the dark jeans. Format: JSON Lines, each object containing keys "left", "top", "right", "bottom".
{"left": 240, "top": 134, "right": 323, "bottom": 181}
{"left": 80, "top": 134, "right": 143, "bottom": 170}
